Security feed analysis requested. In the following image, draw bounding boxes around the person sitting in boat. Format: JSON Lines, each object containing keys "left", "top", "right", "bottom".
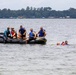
{"left": 28, "top": 28, "right": 36, "bottom": 41}
{"left": 11, "top": 28, "right": 17, "bottom": 39}
{"left": 18, "top": 25, "right": 26, "bottom": 39}
{"left": 4, "top": 27, "right": 11, "bottom": 39}
{"left": 38, "top": 27, "right": 46, "bottom": 37}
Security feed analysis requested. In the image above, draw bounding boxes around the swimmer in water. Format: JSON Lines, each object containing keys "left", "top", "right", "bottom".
{"left": 57, "top": 40, "right": 68, "bottom": 46}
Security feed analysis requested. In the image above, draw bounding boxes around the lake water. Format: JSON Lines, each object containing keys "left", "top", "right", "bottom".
{"left": 0, "top": 19, "right": 76, "bottom": 75}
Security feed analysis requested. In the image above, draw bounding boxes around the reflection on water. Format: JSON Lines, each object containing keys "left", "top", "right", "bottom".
{"left": 0, "top": 19, "right": 76, "bottom": 75}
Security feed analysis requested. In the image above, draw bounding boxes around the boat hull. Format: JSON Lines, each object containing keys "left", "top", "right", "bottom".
{"left": 0, "top": 36, "right": 47, "bottom": 44}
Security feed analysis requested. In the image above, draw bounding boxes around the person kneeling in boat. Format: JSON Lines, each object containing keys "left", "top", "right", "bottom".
{"left": 38, "top": 27, "right": 46, "bottom": 37}
{"left": 4, "top": 27, "right": 11, "bottom": 39}
{"left": 18, "top": 25, "right": 26, "bottom": 40}
{"left": 28, "top": 28, "right": 36, "bottom": 42}
{"left": 11, "top": 28, "right": 17, "bottom": 39}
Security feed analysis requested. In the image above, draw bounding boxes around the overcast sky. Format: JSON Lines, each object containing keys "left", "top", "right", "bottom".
{"left": 0, "top": 0, "right": 76, "bottom": 10}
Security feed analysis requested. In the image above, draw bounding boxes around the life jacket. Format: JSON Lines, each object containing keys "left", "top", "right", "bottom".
{"left": 29, "top": 31, "right": 34, "bottom": 38}
{"left": 19, "top": 28, "right": 25, "bottom": 35}
{"left": 11, "top": 31, "right": 16, "bottom": 36}
{"left": 39, "top": 30, "right": 44, "bottom": 37}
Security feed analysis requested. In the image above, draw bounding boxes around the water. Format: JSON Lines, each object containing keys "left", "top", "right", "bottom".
{"left": 0, "top": 19, "right": 76, "bottom": 75}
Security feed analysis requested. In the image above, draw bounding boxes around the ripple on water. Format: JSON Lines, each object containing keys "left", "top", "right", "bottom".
{"left": 0, "top": 19, "right": 76, "bottom": 75}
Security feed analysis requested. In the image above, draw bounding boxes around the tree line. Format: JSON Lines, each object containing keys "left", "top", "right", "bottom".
{"left": 0, "top": 6, "right": 76, "bottom": 18}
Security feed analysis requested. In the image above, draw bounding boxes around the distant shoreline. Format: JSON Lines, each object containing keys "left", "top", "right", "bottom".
{"left": 0, "top": 18, "right": 76, "bottom": 19}
{"left": 0, "top": 7, "right": 76, "bottom": 19}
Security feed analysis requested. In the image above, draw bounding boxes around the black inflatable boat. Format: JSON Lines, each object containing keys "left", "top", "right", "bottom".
{"left": 0, "top": 33, "right": 47, "bottom": 44}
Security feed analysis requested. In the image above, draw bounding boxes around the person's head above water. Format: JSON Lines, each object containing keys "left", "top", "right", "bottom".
{"left": 65, "top": 41, "right": 68, "bottom": 45}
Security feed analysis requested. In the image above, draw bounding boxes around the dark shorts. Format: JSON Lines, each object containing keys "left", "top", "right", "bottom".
{"left": 20, "top": 35, "right": 25, "bottom": 39}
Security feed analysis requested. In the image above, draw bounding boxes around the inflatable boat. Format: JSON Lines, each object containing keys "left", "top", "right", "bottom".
{"left": 0, "top": 33, "right": 47, "bottom": 44}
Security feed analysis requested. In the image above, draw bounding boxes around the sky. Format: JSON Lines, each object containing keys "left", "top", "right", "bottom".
{"left": 0, "top": 0, "right": 76, "bottom": 10}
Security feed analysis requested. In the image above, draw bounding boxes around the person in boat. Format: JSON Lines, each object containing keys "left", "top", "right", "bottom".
{"left": 38, "top": 27, "right": 46, "bottom": 37}
{"left": 4, "top": 27, "right": 11, "bottom": 39}
{"left": 11, "top": 28, "right": 17, "bottom": 39}
{"left": 28, "top": 28, "right": 36, "bottom": 42}
{"left": 18, "top": 25, "right": 26, "bottom": 39}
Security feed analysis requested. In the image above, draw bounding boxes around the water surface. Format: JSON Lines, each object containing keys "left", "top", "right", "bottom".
{"left": 0, "top": 19, "right": 76, "bottom": 75}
